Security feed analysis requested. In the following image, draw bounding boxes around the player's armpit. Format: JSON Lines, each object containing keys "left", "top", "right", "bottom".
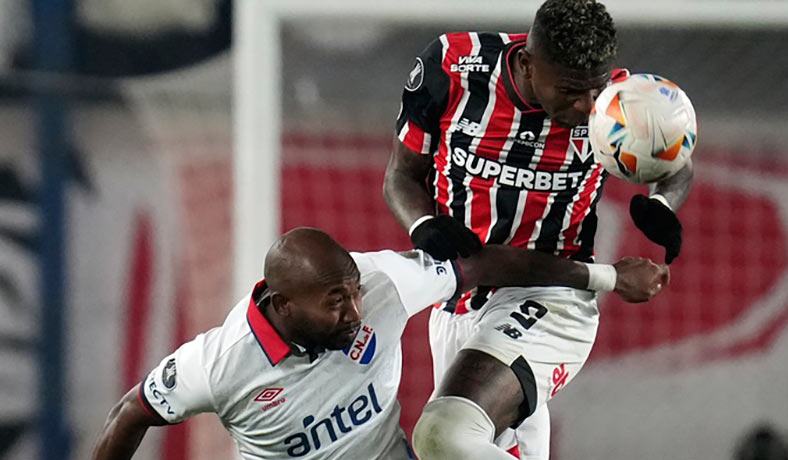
{"left": 91, "top": 384, "right": 166, "bottom": 460}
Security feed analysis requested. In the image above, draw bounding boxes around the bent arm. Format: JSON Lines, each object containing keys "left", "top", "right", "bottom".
{"left": 383, "top": 138, "right": 436, "bottom": 231}
{"left": 91, "top": 384, "right": 166, "bottom": 460}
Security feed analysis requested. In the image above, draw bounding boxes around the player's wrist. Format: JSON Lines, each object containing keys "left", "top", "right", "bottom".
{"left": 409, "top": 215, "right": 435, "bottom": 236}
{"left": 585, "top": 263, "right": 617, "bottom": 292}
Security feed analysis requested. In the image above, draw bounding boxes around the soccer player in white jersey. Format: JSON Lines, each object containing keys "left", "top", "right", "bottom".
{"left": 91, "top": 227, "right": 667, "bottom": 459}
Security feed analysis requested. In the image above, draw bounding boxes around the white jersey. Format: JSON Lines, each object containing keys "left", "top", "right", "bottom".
{"left": 139, "top": 250, "right": 461, "bottom": 459}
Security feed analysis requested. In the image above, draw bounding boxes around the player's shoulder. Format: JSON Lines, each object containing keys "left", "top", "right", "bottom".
{"left": 436, "top": 31, "right": 520, "bottom": 53}
{"left": 195, "top": 295, "right": 264, "bottom": 369}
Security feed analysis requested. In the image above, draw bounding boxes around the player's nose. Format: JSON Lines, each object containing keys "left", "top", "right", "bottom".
{"left": 342, "top": 297, "right": 361, "bottom": 324}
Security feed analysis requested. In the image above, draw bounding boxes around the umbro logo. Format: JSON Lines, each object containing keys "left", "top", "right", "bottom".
{"left": 255, "top": 387, "right": 287, "bottom": 412}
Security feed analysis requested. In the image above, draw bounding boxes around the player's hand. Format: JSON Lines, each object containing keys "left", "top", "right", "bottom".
{"left": 410, "top": 215, "right": 482, "bottom": 261}
{"left": 629, "top": 194, "right": 682, "bottom": 264}
{"left": 613, "top": 256, "right": 670, "bottom": 303}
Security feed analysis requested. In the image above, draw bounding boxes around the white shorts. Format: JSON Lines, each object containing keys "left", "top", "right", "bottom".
{"left": 428, "top": 286, "right": 599, "bottom": 459}
{"left": 462, "top": 286, "right": 600, "bottom": 421}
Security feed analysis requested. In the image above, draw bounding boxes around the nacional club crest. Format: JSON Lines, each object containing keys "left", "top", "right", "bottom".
{"left": 342, "top": 325, "right": 377, "bottom": 365}
{"left": 570, "top": 126, "right": 593, "bottom": 163}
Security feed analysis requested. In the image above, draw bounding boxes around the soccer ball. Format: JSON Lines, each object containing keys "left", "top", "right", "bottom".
{"left": 589, "top": 74, "right": 697, "bottom": 184}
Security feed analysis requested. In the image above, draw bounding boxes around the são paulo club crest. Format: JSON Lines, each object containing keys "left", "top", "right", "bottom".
{"left": 570, "top": 126, "right": 593, "bottom": 163}
{"left": 342, "top": 325, "right": 376, "bottom": 365}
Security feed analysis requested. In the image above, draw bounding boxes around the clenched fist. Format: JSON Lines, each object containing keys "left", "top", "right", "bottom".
{"left": 613, "top": 257, "right": 670, "bottom": 303}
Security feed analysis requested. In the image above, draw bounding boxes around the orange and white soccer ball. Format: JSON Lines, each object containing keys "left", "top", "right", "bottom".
{"left": 589, "top": 74, "right": 697, "bottom": 184}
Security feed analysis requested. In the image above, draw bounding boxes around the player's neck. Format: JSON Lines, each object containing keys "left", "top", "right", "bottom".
{"left": 262, "top": 306, "right": 296, "bottom": 345}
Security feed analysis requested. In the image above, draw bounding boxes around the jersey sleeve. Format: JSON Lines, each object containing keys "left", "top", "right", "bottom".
{"left": 395, "top": 36, "right": 450, "bottom": 155}
{"left": 353, "top": 250, "right": 462, "bottom": 317}
{"left": 138, "top": 333, "right": 215, "bottom": 424}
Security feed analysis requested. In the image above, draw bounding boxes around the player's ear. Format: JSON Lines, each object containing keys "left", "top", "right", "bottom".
{"left": 519, "top": 49, "right": 535, "bottom": 79}
{"left": 270, "top": 293, "right": 291, "bottom": 316}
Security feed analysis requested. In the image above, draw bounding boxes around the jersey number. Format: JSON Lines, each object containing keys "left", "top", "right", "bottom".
{"left": 509, "top": 300, "right": 548, "bottom": 330}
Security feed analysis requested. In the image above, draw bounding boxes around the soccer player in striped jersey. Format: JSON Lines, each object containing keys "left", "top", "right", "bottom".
{"left": 91, "top": 228, "right": 666, "bottom": 460}
{"left": 383, "top": 0, "right": 694, "bottom": 458}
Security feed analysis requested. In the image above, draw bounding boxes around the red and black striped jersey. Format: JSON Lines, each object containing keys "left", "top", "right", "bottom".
{"left": 395, "top": 32, "right": 628, "bottom": 314}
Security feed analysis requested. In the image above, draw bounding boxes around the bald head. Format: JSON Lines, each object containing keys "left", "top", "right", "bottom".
{"left": 264, "top": 227, "right": 358, "bottom": 297}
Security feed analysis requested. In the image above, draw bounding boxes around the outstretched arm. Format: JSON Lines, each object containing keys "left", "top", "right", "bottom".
{"left": 91, "top": 384, "right": 166, "bottom": 460}
{"left": 458, "top": 245, "right": 668, "bottom": 303}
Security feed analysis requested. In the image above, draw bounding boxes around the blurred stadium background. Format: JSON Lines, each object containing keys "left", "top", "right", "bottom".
{"left": 1, "top": 0, "right": 788, "bottom": 459}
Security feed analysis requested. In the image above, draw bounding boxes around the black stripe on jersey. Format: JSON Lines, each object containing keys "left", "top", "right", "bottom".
{"left": 571, "top": 172, "right": 609, "bottom": 262}
{"left": 533, "top": 155, "right": 594, "bottom": 254}
{"left": 446, "top": 33, "right": 504, "bottom": 223}
{"left": 485, "top": 111, "right": 548, "bottom": 244}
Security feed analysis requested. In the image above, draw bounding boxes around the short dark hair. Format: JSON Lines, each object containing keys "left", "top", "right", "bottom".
{"left": 528, "top": 0, "right": 618, "bottom": 71}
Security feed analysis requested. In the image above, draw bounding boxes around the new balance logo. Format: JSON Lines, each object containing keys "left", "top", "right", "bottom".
{"left": 495, "top": 323, "right": 522, "bottom": 339}
{"left": 456, "top": 118, "right": 481, "bottom": 136}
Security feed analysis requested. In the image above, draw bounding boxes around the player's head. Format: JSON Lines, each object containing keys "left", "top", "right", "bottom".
{"left": 265, "top": 227, "right": 362, "bottom": 350}
{"left": 518, "top": 0, "right": 617, "bottom": 127}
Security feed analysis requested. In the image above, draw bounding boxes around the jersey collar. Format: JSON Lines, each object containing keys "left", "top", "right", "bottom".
{"left": 246, "top": 280, "right": 292, "bottom": 366}
{"left": 501, "top": 38, "right": 541, "bottom": 113}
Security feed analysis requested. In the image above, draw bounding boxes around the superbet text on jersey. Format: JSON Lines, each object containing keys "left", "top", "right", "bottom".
{"left": 139, "top": 250, "right": 461, "bottom": 459}
{"left": 396, "top": 32, "right": 628, "bottom": 314}
{"left": 397, "top": 32, "right": 629, "bottom": 262}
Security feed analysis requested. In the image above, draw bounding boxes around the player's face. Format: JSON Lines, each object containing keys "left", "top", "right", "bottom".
{"left": 288, "top": 264, "right": 363, "bottom": 350}
{"left": 528, "top": 52, "right": 612, "bottom": 128}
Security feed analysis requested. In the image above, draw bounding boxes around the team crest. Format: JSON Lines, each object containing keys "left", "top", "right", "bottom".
{"left": 570, "top": 126, "right": 593, "bottom": 163}
{"left": 342, "top": 325, "right": 376, "bottom": 364}
{"left": 404, "top": 58, "right": 424, "bottom": 92}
